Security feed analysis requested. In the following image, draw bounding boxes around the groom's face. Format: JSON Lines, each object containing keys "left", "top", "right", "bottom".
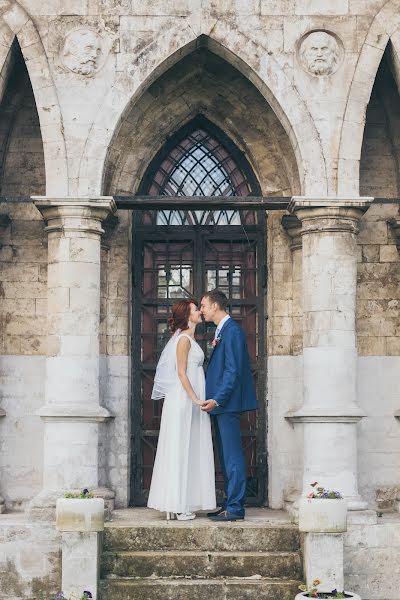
{"left": 200, "top": 296, "right": 217, "bottom": 324}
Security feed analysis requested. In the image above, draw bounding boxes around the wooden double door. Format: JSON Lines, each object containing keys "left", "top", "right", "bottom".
{"left": 131, "top": 216, "right": 267, "bottom": 506}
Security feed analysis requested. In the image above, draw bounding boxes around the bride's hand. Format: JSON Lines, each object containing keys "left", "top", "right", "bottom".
{"left": 193, "top": 397, "right": 205, "bottom": 406}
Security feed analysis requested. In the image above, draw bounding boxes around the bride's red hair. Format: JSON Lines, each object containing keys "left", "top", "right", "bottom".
{"left": 168, "top": 299, "right": 197, "bottom": 333}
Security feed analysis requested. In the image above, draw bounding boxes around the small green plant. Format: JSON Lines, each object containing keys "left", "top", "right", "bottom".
{"left": 299, "top": 579, "right": 346, "bottom": 598}
{"left": 307, "top": 481, "right": 343, "bottom": 499}
{"left": 63, "top": 488, "right": 94, "bottom": 499}
{"left": 53, "top": 592, "right": 92, "bottom": 600}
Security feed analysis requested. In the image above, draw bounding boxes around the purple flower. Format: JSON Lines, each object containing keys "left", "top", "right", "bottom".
{"left": 54, "top": 593, "right": 65, "bottom": 600}
{"left": 83, "top": 592, "right": 93, "bottom": 599}
{"left": 332, "top": 590, "right": 338, "bottom": 596}
{"left": 82, "top": 488, "right": 90, "bottom": 495}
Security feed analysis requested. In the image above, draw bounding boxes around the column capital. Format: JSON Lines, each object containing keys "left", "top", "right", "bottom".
{"left": 281, "top": 214, "right": 302, "bottom": 250}
{"left": 32, "top": 196, "right": 117, "bottom": 236}
{"left": 289, "top": 197, "right": 373, "bottom": 236}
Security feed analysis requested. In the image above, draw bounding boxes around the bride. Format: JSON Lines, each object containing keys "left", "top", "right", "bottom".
{"left": 147, "top": 299, "right": 216, "bottom": 520}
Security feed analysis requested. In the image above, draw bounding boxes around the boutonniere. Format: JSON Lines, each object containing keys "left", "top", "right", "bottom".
{"left": 212, "top": 335, "right": 222, "bottom": 348}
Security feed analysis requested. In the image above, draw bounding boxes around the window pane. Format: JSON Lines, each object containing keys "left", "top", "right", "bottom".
{"left": 146, "top": 128, "right": 255, "bottom": 224}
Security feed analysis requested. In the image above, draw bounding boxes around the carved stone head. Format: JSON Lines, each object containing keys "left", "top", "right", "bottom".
{"left": 299, "top": 31, "right": 341, "bottom": 76}
{"left": 62, "top": 29, "right": 102, "bottom": 77}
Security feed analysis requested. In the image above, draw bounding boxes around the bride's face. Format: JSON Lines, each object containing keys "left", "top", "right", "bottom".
{"left": 189, "top": 303, "right": 202, "bottom": 325}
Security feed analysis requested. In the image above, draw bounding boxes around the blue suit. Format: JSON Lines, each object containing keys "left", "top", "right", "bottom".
{"left": 205, "top": 318, "right": 257, "bottom": 516}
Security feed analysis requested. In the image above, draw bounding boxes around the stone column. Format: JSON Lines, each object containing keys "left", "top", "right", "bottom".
{"left": 282, "top": 215, "right": 303, "bottom": 354}
{"left": 286, "top": 197, "right": 372, "bottom": 510}
{"left": 31, "top": 197, "right": 116, "bottom": 511}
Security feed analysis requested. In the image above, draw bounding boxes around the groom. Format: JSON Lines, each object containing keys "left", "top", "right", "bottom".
{"left": 200, "top": 289, "right": 257, "bottom": 521}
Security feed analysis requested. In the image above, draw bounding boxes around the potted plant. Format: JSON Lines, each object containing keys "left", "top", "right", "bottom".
{"left": 56, "top": 488, "right": 104, "bottom": 532}
{"left": 299, "top": 482, "right": 347, "bottom": 533}
{"left": 295, "top": 579, "right": 361, "bottom": 600}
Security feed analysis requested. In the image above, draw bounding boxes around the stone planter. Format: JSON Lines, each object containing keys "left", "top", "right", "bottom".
{"left": 56, "top": 497, "right": 104, "bottom": 532}
{"left": 295, "top": 593, "right": 361, "bottom": 600}
{"left": 299, "top": 498, "right": 347, "bottom": 533}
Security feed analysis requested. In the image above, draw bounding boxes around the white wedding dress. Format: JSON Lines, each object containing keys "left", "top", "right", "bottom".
{"left": 147, "top": 333, "right": 216, "bottom": 514}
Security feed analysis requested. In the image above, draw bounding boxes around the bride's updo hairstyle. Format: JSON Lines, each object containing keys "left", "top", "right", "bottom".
{"left": 168, "top": 299, "right": 196, "bottom": 333}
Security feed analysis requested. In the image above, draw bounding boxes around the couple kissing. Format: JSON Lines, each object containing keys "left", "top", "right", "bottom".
{"left": 147, "top": 289, "right": 257, "bottom": 522}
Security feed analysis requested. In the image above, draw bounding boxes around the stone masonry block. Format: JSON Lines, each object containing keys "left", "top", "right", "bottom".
{"left": 304, "top": 533, "right": 344, "bottom": 593}
{"left": 357, "top": 335, "right": 386, "bottom": 355}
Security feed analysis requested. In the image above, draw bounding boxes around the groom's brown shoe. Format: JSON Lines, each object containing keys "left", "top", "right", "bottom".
{"left": 207, "top": 507, "right": 225, "bottom": 518}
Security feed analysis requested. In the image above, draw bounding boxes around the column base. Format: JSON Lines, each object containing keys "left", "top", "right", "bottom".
{"left": 27, "top": 488, "right": 62, "bottom": 521}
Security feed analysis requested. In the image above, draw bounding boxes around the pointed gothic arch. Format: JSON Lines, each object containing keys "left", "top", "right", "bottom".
{"left": 138, "top": 114, "right": 262, "bottom": 226}
{"left": 81, "top": 32, "right": 326, "bottom": 197}
{"left": 337, "top": 0, "right": 400, "bottom": 195}
{"left": 130, "top": 115, "right": 267, "bottom": 506}
{"left": 0, "top": 0, "right": 68, "bottom": 195}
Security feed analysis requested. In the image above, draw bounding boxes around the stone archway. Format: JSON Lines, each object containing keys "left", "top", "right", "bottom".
{"left": 80, "top": 32, "right": 327, "bottom": 197}
{"left": 0, "top": 0, "right": 68, "bottom": 195}
{"left": 337, "top": 0, "right": 400, "bottom": 196}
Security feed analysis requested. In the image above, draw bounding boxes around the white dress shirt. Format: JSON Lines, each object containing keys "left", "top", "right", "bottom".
{"left": 214, "top": 314, "right": 231, "bottom": 339}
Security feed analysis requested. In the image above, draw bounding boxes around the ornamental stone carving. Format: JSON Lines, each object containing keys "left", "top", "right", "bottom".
{"left": 298, "top": 31, "right": 342, "bottom": 77}
{"left": 61, "top": 28, "right": 105, "bottom": 77}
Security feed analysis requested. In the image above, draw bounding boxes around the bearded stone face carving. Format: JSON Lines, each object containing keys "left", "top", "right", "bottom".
{"left": 299, "top": 31, "right": 341, "bottom": 77}
{"left": 62, "top": 29, "right": 103, "bottom": 77}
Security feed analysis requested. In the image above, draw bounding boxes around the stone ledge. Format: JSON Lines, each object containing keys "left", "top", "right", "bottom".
{"left": 285, "top": 404, "right": 366, "bottom": 424}
{"left": 289, "top": 196, "right": 374, "bottom": 210}
{"left": 37, "top": 404, "right": 114, "bottom": 422}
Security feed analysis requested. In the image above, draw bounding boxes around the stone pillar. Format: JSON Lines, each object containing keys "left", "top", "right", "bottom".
{"left": 56, "top": 497, "right": 104, "bottom": 600}
{"left": 282, "top": 215, "right": 303, "bottom": 354}
{"left": 31, "top": 197, "right": 116, "bottom": 511}
{"left": 286, "top": 197, "right": 372, "bottom": 510}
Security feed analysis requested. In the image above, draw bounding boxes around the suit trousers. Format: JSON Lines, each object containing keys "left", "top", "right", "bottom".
{"left": 213, "top": 412, "right": 246, "bottom": 516}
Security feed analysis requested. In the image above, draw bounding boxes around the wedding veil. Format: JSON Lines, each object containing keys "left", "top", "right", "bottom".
{"left": 151, "top": 330, "right": 180, "bottom": 399}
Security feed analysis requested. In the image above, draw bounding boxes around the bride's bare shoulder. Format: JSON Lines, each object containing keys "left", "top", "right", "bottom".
{"left": 176, "top": 334, "right": 191, "bottom": 346}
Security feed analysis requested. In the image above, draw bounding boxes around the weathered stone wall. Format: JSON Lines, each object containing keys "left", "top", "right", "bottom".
{"left": 0, "top": 200, "right": 47, "bottom": 510}
{"left": 345, "top": 517, "right": 400, "bottom": 600}
{"left": 0, "top": 515, "right": 61, "bottom": 599}
{"left": 0, "top": 0, "right": 399, "bottom": 551}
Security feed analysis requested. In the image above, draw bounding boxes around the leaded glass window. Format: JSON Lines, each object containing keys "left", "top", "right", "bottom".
{"left": 142, "top": 125, "right": 256, "bottom": 225}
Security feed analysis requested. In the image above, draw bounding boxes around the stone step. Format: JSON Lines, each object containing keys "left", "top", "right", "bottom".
{"left": 103, "top": 525, "right": 300, "bottom": 552}
{"left": 101, "top": 549, "right": 302, "bottom": 579}
{"left": 100, "top": 577, "right": 302, "bottom": 600}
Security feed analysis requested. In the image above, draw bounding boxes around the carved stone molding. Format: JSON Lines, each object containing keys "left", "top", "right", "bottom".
{"left": 281, "top": 214, "right": 302, "bottom": 250}
{"left": 289, "top": 197, "right": 373, "bottom": 235}
{"left": 0, "top": 408, "right": 5, "bottom": 418}
{"left": 33, "top": 197, "right": 116, "bottom": 237}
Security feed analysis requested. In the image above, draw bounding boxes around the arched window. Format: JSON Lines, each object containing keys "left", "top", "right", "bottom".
{"left": 140, "top": 117, "right": 260, "bottom": 226}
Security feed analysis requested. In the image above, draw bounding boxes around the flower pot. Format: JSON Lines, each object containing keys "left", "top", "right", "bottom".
{"left": 295, "top": 593, "right": 361, "bottom": 600}
{"left": 56, "top": 497, "right": 104, "bottom": 532}
{"left": 299, "top": 498, "right": 347, "bottom": 533}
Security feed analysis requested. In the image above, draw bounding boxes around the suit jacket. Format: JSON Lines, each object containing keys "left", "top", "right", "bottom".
{"left": 205, "top": 318, "right": 257, "bottom": 414}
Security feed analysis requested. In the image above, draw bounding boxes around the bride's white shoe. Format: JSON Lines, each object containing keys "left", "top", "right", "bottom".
{"left": 176, "top": 512, "right": 196, "bottom": 521}
{"left": 166, "top": 511, "right": 196, "bottom": 521}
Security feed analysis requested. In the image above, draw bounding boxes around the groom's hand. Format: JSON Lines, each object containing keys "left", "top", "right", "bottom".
{"left": 201, "top": 399, "right": 218, "bottom": 412}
